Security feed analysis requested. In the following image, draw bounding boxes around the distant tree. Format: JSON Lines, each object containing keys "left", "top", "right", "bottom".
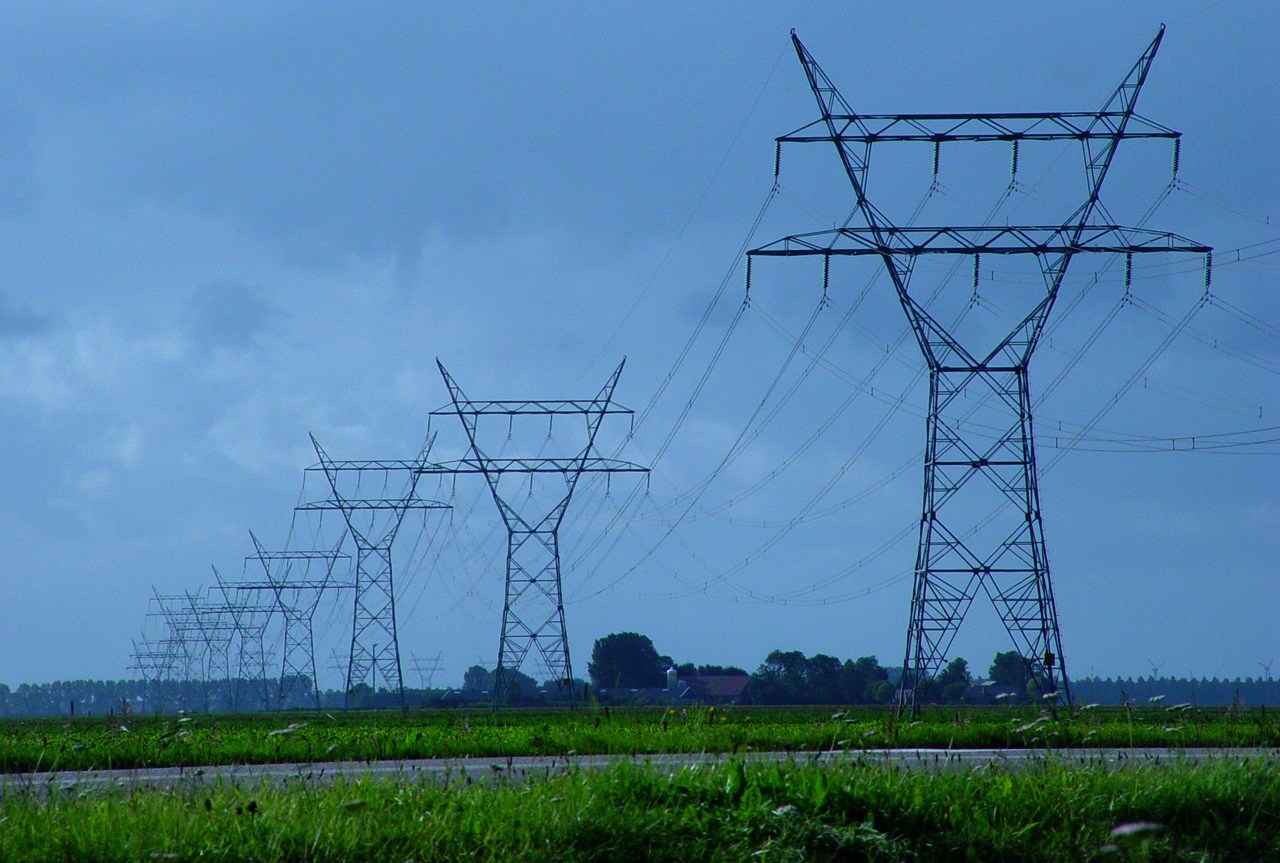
{"left": 497, "top": 667, "right": 543, "bottom": 701}
{"left": 695, "top": 664, "right": 748, "bottom": 677}
{"left": 744, "top": 651, "right": 893, "bottom": 705}
{"left": 989, "top": 651, "right": 1034, "bottom": 698}
{"left": 463, "top": 665, "right": 494, "bottom": 691}
{"left": 744, "top": 650, "right": 807, "bottom": 704}
{"left": 588, "top": 632, "right": 667, "bottom": 689}
{"left": 675, "top": 663, "right": 747, "bottom": 678}
{"left": 846, "top": 656, "right": 891, "bottom": 703}
{"left": 936, "top": 657, "right": 972, "bottom": 703}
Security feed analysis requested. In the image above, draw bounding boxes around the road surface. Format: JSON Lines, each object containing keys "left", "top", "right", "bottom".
{"left": 3, "top": 747, "right": 1276, "bottom": 798}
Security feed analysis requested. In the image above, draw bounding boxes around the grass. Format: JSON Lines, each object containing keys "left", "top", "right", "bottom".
{"left": 1, "top": 756, "right": 1278, "bottom": 861}
{"left": 2, "top": 703, "right": 1277, "bottom": 774}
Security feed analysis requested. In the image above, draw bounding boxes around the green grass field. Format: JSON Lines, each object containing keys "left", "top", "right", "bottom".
{"left": 4, "top": 705, "right": 1276, "bottom": 860}
{"left": 1, "top": 703, "right": 1277, "bottom": 774}
{"left": 2, "top": 756, "right": 1278, "bottom": 861}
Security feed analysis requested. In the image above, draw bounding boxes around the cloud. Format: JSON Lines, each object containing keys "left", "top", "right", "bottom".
{"left": 184, "top": 280, "right": 283, "bottom": 351}
{"left": 0, "top": 292, "right": 54, "bottom": 338}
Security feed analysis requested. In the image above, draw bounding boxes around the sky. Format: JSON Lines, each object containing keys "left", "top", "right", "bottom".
{"left": 0, "top": 2, "right": 1275, "bottom": 691}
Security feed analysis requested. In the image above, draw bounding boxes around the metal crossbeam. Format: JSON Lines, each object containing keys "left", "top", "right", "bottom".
{"left": 420, "top": 457, "right": 650, "bottom": 475}
{"left": 750, "top": 225, "right": 1210, "bottom": 257}
{"left": 430, "top": 400, "right": 633, "bottom": 417}
{"left": 780, "top": 111, "right": 1177, "bottom": 144}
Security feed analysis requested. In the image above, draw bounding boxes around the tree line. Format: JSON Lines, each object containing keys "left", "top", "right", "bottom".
{"left": 3, "top": 635, "right": 1278, "bottom": 716}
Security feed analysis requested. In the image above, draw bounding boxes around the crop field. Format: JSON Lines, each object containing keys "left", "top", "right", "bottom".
{"left": 2, "top": 703, "right": 1278, "bottom": 774}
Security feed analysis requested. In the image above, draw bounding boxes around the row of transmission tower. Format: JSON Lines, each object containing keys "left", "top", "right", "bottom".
{"left": 135, "top": 27, "right": 1211, "bottom": 716}
{"left": 132, "top": 362, "right": 646, "bottom": 710}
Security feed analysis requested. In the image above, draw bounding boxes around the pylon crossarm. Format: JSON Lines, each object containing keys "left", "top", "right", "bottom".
{"left": 235, "top": 579, "right": 354, "bottom": 591}
{"left": 419, "top": 457, "right": 648, "bottom": 474}
{"left": 248, "top": 550, "right": 350, "bottom": 561}
{"left": 428, "top": 400, "right": 634, "bottom": 417}
{"left": 296, "top": 497, "right": 450, "bottom": 511}
{"left": 749, "top": 225, "right": 1209, "bottom": 257}
{"left": 303, "top": 458, "right": 427, "bottom": 471}
{"left": 778, "top": 111, "right": 1178, "bottom": 144}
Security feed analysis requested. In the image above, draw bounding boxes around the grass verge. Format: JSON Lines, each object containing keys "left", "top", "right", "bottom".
{"left": 2, "top": 756, "right": 1278, "bottom": 861}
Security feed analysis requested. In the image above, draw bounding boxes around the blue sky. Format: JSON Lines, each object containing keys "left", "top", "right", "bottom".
{"left": 0, "top": 2, "right": 1275, "bottom": 689}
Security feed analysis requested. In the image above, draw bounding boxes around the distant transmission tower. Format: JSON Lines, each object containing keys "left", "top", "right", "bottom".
{"left": 298, "top": 435, "right": 450, "bottom": 706}
{"left": 409, "top": 652, "right": 444, "bottom": 690}
{"left": 244, "top": 531, "right": 351, "bottom": 708}
{"left": 211, "top": 566, "right": 276, "bottom": 711}
{"left": 430, "top": 359, "right": 648, "bottom": 706}
{"left": 750, "top": 28, "right": 1210, "bottom": 712}
{"left": 130, "top": 636, "right": 179, "bottom": 711}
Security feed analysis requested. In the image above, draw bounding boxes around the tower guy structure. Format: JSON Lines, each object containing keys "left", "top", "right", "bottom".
{"left": 298, "top": 435, "right": 450, "bottom": 705}
{"left": 429, "top": 360, "right": 649, "bottom": 705}
{"left": 749, "top": 29, "right": 1210, "bottom": 710}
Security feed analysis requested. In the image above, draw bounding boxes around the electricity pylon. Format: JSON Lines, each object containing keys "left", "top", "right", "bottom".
{"left": 130, "top": 636, "right": 180, "bottom": 711}
{"left": 149, "top": 590, "right": 234, "bottom": 711}
{"left": 409, "top": 652, "right": 444, "bottom": 690}
{"left": 213, "top": 564, "right": 283, "bottom": 711}
{"left": 298, "top": 435, "right": 450, "bottom": 706}
{"left": 243, "top": 531, "right": 351, "bottom": 708}
{"left": 429, "top": 359, "right": 649, "bottom": 706}
{"left": 749, "top": 28, "right": 1210, "bottom": 712}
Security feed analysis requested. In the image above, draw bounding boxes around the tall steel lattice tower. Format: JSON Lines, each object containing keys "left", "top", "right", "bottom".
{"left": 298, "top": 435, "right": 450, "bottom": 706}
{"left": 749, "top": 29, "right": 1210, "bottom": 711}
{"left": 430, "top": 360, "right": 649, "bottom": 706}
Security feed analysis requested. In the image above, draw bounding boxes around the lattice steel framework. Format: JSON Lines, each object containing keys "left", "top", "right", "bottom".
{"left": 130, "top": 635, "right": 183, "bottom": 712}
{"left": 243, "top": 531, "right": 351, "bottom": 708}
{"left": 750, "top": 28, "right": 1210, "bottom": 711}
{"left": 148, "top": 590, "right": 239, "bottom": 711}
{"left": 429, "top": 360, "right": 648, "bottom": 706}
{"left": 298, "top": 435, "right": 450, "bottom": 705}
{"left": 211, "top": 565, "right": 276, "bottom": 711}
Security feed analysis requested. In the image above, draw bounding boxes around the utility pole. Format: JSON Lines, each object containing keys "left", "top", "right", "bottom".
{"left": 297, "top": 435, "right": 450, "bottom": 707}
{"left": 429, "top": 359, "right": 648, "bottom": 706}
{"left": 749, "top": 28, "right": 1210, "bottom": 713}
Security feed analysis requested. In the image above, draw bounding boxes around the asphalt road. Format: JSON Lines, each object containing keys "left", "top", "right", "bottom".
{"left": 4, "top": 747, "right": 1277, "bottom": 798}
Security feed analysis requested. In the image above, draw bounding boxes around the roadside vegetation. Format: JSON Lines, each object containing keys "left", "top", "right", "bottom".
{"left": 2, "top": 703, "right": 1277, "bottom": 774}
{"left": 2, "top": 756, "right": 1278, "bottom": 861}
